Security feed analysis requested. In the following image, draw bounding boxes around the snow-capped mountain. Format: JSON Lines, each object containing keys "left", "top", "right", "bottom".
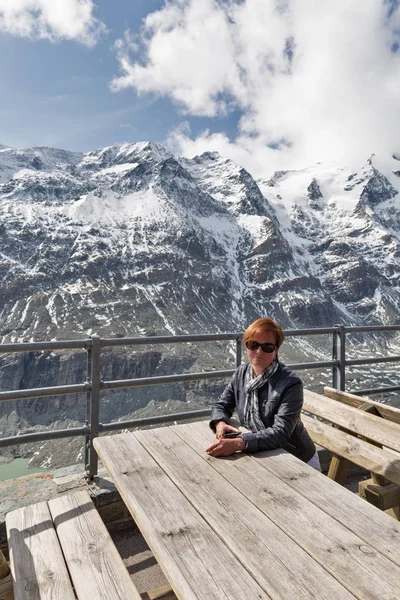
{"left": 1, "top": 142, "right": 400, "bottom": 343}
{"left": 2, "top": 140, "right": 400, "bottom": 466}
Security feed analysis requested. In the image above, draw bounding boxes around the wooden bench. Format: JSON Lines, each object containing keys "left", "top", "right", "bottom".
{"left": 6, "top": 489, "right": 141, "bottom": 600}
{"left": 323, "top": 386, "right": 400, "bottom": 519}
{"left": 303, "top": 388, "right": 400, "bottom": 519}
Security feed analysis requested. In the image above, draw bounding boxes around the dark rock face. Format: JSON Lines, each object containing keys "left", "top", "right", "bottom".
{"left": 265, "top": 170, "right": 288, "bottom": 187}
{"left": 307, "top": 178, "right": 323, "bottom": 210}
{"left": 1, "top": 142, "right": 400, "bottom": 466}
{"left": 325, "top": 260, "right": 382, "bottom": 303}
{"left": 0, "top": 347, "right": 198, "bottom": 425}
{"left": 355, "top": 168, "right": 398, "bottom": 211}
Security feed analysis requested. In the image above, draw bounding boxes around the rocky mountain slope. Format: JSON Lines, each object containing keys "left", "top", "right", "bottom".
{"left": 1, "top": 141, "right": 400, "bottom": 466}
{"left": 2, "top": 143, "right": 400, "bottom": 340}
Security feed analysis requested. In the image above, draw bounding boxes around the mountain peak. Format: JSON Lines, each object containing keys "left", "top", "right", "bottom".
{"left": 79, "top": 141, "right": 172, "bottom": 172}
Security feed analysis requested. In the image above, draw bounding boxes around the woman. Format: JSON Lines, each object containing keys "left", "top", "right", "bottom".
{"left": 206, "top": 317, "right": 321, "bottom": 470}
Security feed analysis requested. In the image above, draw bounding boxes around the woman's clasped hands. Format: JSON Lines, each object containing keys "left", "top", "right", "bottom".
{"left": 205, "top": 421, "right": 245, "bottom": 457}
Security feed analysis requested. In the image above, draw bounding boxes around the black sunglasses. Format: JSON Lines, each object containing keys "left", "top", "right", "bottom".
{"left": 245, "top": 340, "right": 277, "bottom": 353}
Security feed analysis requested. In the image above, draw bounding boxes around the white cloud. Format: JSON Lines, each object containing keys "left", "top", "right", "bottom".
{"left": 111, "top": 0, "right": 400, "bottom": 176}
{"left": 111, "top": 1, "right": 241, "bottom": 116}
{"left": 0, "top": 0, "right": 106, "bottom": 46}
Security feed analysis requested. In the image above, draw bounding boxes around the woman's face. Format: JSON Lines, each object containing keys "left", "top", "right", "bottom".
{"left": 246, "top": 330, "right": 278, "bottom": 375}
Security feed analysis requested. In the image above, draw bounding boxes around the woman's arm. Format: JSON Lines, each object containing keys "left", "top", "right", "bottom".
{"left": 241, "top": 381, "right": 303, "bottom": 453}
{"left": 210, "top": 372, "right": 238, "bottom": 429}
{"left": 209, "top": 370, "right": 242, "bottom": 439}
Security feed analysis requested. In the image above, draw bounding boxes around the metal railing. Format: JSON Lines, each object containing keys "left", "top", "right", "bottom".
{"left": 1, "top": 323, "right": 400, "bottom": 478}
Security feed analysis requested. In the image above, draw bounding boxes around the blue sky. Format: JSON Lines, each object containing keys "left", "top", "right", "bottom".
{"left": 0, "top": 0, "right": 239, "bottom": 152}
{"left": 0, "top": 0, "right": 399, "bottom": 175}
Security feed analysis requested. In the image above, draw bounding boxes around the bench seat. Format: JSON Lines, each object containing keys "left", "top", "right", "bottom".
{"left": 302, "top": 388, "right": 400, "bottom": 519}
{"left": 6, "top": 489, "right": 141, "bottom": 600}
{"left": 302, "top": 413, "right": 400, "bottom": 486}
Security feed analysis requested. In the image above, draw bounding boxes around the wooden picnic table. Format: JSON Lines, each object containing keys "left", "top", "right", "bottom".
{"left": 94, "top": 420, "right": 400, "bottom": 600}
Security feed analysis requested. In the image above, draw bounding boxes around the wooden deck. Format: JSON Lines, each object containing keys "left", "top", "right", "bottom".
{"left": 95, "top": 420, "right": 400, "bottom": 600}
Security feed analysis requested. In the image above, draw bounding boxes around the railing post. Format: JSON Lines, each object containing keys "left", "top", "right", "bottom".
{"left": 87, "top": 335, "right": 101, "bottom": 480}
{"left": 332, "top": 324, "right": 346, "bottom": 391}
{"left": 339, "top": 325, "right": 346, "bottom": 391}
{"left": 236, "top": 335, "right": 242, "bottom": 368}
{"left": 332, "top": 326, "right": 339, "bottom": 389}
{"left": 84, "top": 342, "right": 92, "bottom": 473}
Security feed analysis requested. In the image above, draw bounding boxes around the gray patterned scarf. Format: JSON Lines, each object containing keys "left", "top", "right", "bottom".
{"left": 243, "top": 360, "right": 279, "bottom": 432}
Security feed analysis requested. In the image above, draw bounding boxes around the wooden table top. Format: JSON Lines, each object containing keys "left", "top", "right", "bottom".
{"left": 94, "top": 420, "right": 400, "bottom": 600}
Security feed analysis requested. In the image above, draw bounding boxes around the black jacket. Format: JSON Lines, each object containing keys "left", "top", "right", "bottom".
{"left": 210, "top": 362, "right": 316, "bottom": 463}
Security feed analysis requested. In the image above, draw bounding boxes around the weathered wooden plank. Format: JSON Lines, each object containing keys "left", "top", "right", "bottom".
{"left": 303, "top": 390, "right": 400, "bottom": 452}
{"left": 324, "top": 387, "right": 400, "bottom": 424}
{"left": 0, "top": 572, "right": 13, "bottom": 600}
{"left": 172, "top": 421, "right": 400, "bottom": 599}
{"left": 387, "top": 505, "right": 400, "bottom": 520}
{"left": 326, "top": 454, "right": 350, "bottom": 485}
{"left": 48, "top": 490, "right": 140, "bottom": 600}
{"left": 358, "top": 404, "right": 392, "bottom": 485}
{"left": 321, "top": 388, "right": 400, "bottom": 486}
{"left": 302, "top": 414, "right": 400, "bottom": 486}
{"left": 191, "top": 420, "right": 400, "bottom": 569}
{"left": 0, "top": 549, "right": 10, "bottom": 578}
{"left": 191, "top": 421, "right": 400, "bottom": 565}
{"left": 136, "top": 427, "right": 353, "bottom": 600}
{"left": 94, "top": 433, "right": 267, "bottom": 600}
{"left": 6, "top": 501, "right": 75, "bottom": 600}
{"left": 143, "top": 583, "right": 174, "bottom": 599}
{"left": 323, "top": 387, "right": 400, "bottom": 458}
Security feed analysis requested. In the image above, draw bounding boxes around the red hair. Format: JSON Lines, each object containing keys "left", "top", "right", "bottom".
{"left": 243, "top": 318, "right": 285, "bottom": 348}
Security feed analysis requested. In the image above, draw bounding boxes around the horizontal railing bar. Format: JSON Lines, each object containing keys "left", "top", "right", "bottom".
{"left": 351, "top": 385, "right": 400, "bottom": 396}
{"left": 288, "top": 360, "right": 336, "bottom": 370}
{"left": 345, "top": 325, "right": 400, "bottom": 333}
{"left": 102, "top": 369, "right": 235, "bottom": 390}
{"left": 284, "top": 328, "right": 336, "bottom": 336}
{"left": 102, "top": 333, "right": 243, "bottom": 347}
{"left": 0, "top": 426, "right": 89, "bottom": 447}
{"left": 0, "top": 383, "right": 88, "bottom": 402}
{"left": 0, "top": 340, "right": 89, "bottom": 353}
{"left": 345, "top": 355, "right": 400, "bottom": 366}
{"left": 102, "top": 361, "right": 337, "bottom": 392}
{"left": 101, "top": 409, "right": 211, "bottom": 432}
{"left": 0, "top": 410, "right": 213, "bottom": 447}
{"left": 0, "top": 361, "right": 340, "bottom": 401}
{"left": 0, "top": 325, "right": 398, "bottom": 356}
{"left": 102, "top": 328, "right": 337, "bottom": 347}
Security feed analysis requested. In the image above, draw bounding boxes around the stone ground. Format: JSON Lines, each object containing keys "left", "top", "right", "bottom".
{"left": 112, "top": 528, "right": 176, "bottom": 599}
